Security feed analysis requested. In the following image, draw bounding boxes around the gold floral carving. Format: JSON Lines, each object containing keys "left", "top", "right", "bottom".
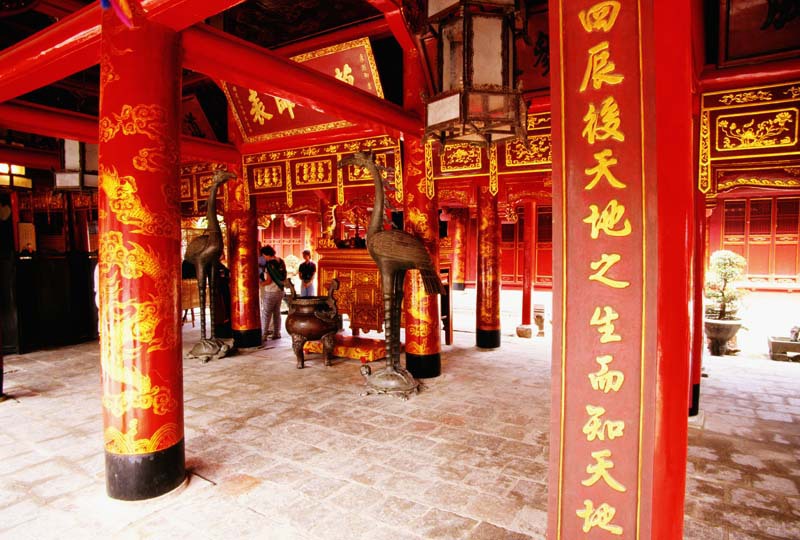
{"left": 719, "top": 90, "right": 773, "bottom": 105}
{"left": 104, "top": 420, "right": 180, "bottom": 455}
{"left": 180, "top": 177, "right": 192, "bottom": 200}
{"left": 717, "top": 177, "right": 800, "bottom": 191}
{"left": 506, "top": 135, "right": 552, "bottom": 166}
{"left": 295, "top": 160, "right": 332, "bottom": 185}
{"left": 337, "top": 165, "right": 345, "bottom": 205}
{"left": 489, "top": 145, "right": 499, "bottom": 196}
{"left": 440, "top": 143, "right": 482, "bottom": 172}
{"left": 424, "top": 140, "right": 435, "bottom": 200}
{"left": 393, "top": 142, "right": 404, "bottom": 204}
{"left": 716, "top": 110, "right": 796, "bottom": 150}
{"left": 698, "top": 111, "right": 711, "bottom": 193}
{"left": 438, "top": 188, "right": 469, "bottom": 206}
{"left": 286, "top": 163, "right": 293, "bottom": 207}
{"left": 786, "top": 86, "right": 800, "bottom": 99}
{"left": 527, "top": 113, "right": 551, "bottom": 131}
{"left": 100, "top": 166, "right": 178, "bottom": 237}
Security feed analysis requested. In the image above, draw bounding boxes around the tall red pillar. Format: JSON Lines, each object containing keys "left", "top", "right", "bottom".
{"left": 403, "top": 138, "right": 442, "bottom": 378}
{"left": 548, "top": 1, "right": 694, "bottom": 538}
{"left": 521, "top": 201, "right": 537, "bottom": 328}
{"left": 450, "top": 208, "right": 468, "bottom": 291}
{"left": 98, "top": 5, "right": 184, "bottom": 500}
{"left": 689, "top": 192, "right": 706, "bottom": 415}
{"left": 476, "top": 178, "right": 501, "bottom": 349}
{"left": 225, "top": 167, "right": 261, "bottom": 349}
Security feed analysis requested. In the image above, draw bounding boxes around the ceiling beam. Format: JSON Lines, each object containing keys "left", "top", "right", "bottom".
{"left": 0, "top": 0, "right": 246, "bottom": 104}
{"left": 0, "top": 144, "right": 60, "bottom": 170}
{"left": 0, "top": 100, "right": 241, "bottom": 164}
{"left": 273, "top": 17, "right": 390, "bottom": 58}
{"left": 182, "top": 24, "right": 422, "bottom": 140}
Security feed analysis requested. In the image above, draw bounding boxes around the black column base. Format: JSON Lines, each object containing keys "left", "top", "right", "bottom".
{"left": 405, "top": 352, "right": 441, "bottom": 379}
{"left": 451, "top": 282, "right": 466, "bottom": 291}
{"left": 233, "top": 328, "right": 261, "bottom": 349}
{"left": 689, "top": 383, "right": 700, "bottom": 416}
{"left": 106, "top": 439, "right": 185, "bottom": 501}
{"left": 476, "top": 329, "right": 501, "bottom": 349}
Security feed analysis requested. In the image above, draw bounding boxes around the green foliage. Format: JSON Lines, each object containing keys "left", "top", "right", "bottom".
{"left": 704, "top": 250, "right": 747, "bottom": 320}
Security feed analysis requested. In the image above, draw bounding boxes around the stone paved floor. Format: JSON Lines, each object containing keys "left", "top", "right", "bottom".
{"left": 1, "top": 316, "right": 799, "bottom": 539}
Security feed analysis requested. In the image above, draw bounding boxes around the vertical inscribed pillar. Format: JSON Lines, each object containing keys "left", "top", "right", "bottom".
{"left": 98, "top": 5, "right": 184, "bottom": 500}
{"left": 476, "top": 182, "right": 501, "bottom": 349}
{"left": 226, "top": 167, "right": 261, "bottom": 349}
{"left": 548, "top": 1, "right": 693, "bottom": 538}
{"left": 449, "top": 208, "right": 468, "bottom": 291}
{"left": 402, "top": 138, "right": 442, "bottom": 378}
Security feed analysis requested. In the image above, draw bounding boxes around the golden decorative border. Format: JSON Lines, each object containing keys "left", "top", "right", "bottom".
{"left": 489, "top": 144, "right": 499, "bottom": 196}
{"left": 698, "top": 111, "right": 711, "bottom": 193}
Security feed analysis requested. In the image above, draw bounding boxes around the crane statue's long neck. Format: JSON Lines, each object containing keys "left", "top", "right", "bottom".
{"left": 207, "top": 182, "right": 221, "bottom": 232}
{"left": 367, "top": 161, "right": 384, "bottom": 236}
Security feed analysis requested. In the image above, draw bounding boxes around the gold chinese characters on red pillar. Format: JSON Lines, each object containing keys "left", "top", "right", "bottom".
{"left": 550, "top": 1, "right": 649, "bottom": 537}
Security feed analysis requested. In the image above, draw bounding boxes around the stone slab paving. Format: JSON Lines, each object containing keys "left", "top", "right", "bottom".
{"left": 0, "top": 323, "right": 798, "bottom": 539}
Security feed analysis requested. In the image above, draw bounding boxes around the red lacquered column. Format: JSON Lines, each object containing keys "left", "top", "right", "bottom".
{"left": 98, "top": 5, "right": 184, "bottom": 500}
{"left": 403, "top": 138, "right": 442, "bottom": 378}
{"left": 225, "top": 167, "right": 261, "bottom": 348}
{"left": 476, "top": 182, "right": 501, "bottom": 349}
{"left": 449, "top": 208, "right": 468, "bottom": 291}
{"left": 521, "top": 201, "right": 537, "bottom": 328}
{"left": 689, "top": 192, "right": 706, "bottom": 415}
{"left": 547, "top": 1, "right": 693, "bottom": 538}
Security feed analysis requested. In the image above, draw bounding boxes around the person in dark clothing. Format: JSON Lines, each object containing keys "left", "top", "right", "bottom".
{"left": 298, "top": 249, "right": 316, "bottom": 297}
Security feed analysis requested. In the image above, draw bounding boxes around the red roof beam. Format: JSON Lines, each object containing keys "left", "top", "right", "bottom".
{"left": 0, "top": 100, "right": 241, "bottom": 164}
{"left": 0, "top": 0, "right": 246, "bottom": 104}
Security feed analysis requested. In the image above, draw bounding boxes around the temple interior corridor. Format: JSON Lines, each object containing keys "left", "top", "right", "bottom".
{"left": 1, "top": 313, "right": 798, "bottom": 540}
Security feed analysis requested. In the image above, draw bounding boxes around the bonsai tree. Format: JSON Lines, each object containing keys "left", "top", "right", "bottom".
{"left": 704, "top": 250, "right": 747, "bottom": 320}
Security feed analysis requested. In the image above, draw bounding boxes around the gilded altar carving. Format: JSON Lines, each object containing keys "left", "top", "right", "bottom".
{"left": 716, "top": 110, "right": 796, "bottom": 150}
{"left": 489, "top": 145, "right": 499, "bottom": 196}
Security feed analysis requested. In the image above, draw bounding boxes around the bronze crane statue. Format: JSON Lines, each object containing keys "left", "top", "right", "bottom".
{"left": 184, "top": 169, "right": 235, "bottom": 362}
{"left": 338, "top": 152, "right": 445, "bottom": 398}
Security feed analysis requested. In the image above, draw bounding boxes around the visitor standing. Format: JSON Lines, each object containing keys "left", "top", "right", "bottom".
{"left": 260, "top": 245, "right": 286, "bottom": 341}
{"left": 298, "top": 249, "right": 317, "bottom": 297}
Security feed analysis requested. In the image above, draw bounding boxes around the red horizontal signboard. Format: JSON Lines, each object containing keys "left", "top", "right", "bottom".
{"left": 223, "top": 38, "right": 384, "bottom": 143}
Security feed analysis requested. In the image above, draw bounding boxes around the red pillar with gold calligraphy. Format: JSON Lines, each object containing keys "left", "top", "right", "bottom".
{"left": 98, "top": 5, "right": 185, "bottom": 500}
{"left": 403, "top": 138, "right": 442, "bottom": 378}
{"left": 548, "top": 1, "right": 694, "bottom": 538}
{"left": 476, "top": 166, "right": 502, "bottom": 349}
{"left": 225, "top": 166, "right": 262, "bottom": 348}
{"left": 449, "top": 208, "right": 468, "bottom": 291}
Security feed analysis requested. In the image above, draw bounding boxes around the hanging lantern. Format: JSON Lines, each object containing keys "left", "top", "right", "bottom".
{"left": 55, "top": 139, "right": 98, "bottom": 190}
{"left": 424, "top": 0, "right": 527, "bottom": 146}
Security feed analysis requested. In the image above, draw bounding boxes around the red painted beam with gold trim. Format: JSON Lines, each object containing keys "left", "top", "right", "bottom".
{"left": 182, "top": 25, "right": 422, "bottom": 140}
{"left": 0, "top": 0, "right": 245, "bottom": 104}
{"left": 0, "top": 100, "right": 240, "bottom": 163}
{"left": 700, "top": 57, "right": 800, "bottom": 92}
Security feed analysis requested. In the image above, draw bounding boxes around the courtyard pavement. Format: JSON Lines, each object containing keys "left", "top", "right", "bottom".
{"left": 0, "top": 289, "right": 797, "bottom": 539}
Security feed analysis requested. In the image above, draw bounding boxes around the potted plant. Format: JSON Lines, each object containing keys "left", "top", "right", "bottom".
{"left": 704, "top": 250, "right": 747, "bottom": 356}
